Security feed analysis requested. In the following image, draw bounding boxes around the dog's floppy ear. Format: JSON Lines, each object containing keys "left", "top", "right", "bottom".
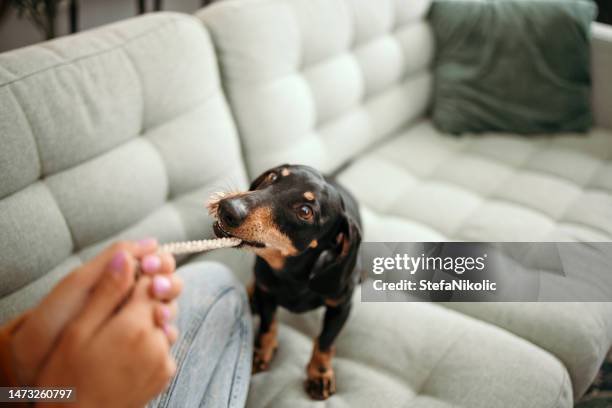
{"left": 308, "top": 213, "right": 362, "bottom": 299}
{"left": 249, "top": 170, "right": 270, "bottom": 191}
{"left": 249, "top": 164, "right": 290, "bottom": 191}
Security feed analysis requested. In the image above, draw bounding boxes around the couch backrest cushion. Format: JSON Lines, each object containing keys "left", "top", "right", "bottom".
{"left": 0, "top": 12, "right": 248, "bottom": 322}
{"left": 198, "top": 0, "right": 434, "bottom": 176}
{"left": 592, "top": 22, "right": 612, "bottom": 130}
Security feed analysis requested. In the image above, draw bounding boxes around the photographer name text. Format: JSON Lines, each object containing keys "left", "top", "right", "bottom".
{"left": 370, "top": 253, "right": 497, "bottom": 293}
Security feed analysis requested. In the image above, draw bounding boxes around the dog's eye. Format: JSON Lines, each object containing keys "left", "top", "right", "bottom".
{"left": 267, "top": 172, "right": 278, "bottom": 183}
{"left": 297, "top": 205, "right": 313, "bottom": 220}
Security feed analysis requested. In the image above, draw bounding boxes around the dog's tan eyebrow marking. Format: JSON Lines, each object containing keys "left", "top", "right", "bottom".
{"left": 303, "top": 191, "right": 315, "bottom": 201}
{"left": 281, "top": 168, "right": 290, "bottom": 176}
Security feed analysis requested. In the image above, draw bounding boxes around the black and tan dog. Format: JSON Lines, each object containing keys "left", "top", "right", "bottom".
{"left": 207, "top": 164, "right": 362, "bottom": 400}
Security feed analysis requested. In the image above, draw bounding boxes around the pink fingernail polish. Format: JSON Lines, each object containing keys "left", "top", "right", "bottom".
{"left": 153, "top": 276, "right": 172, "bottom": 296}
{"left": 109, "top": 251, "right": 126, "bottom": 277}
{"left": 142, "top": 254, "right": 161, "bottom": 274}
{"left": 160, "top": 306, "right": 171, "bottom": 322}
{"left": 138, "top": 238, "right": 157, "bottom": 247}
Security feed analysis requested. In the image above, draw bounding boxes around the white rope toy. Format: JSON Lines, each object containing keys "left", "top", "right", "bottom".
{"left": 159, "top": 237, "right": 241, "bottom": 255}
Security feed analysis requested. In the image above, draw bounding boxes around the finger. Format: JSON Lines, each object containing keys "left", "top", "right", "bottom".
{"left": 41, "top": 239, "right": 156, "bottom": 315}
{"left": 71, "top": 239, "right": 158, "bottom": 286}
{"left": 154, "top": 302, "right": 178, "bottom": 327}
{"left": 150, "top": 275, "right": 183, "bottom": 301}
{"left": 65, "top": 250, "right": 137, "bottom": 343}
{"left": 162, "top": 324, "right": 179, "bottom": 345}
{"left": 115, "top": 277, "right": 178, "bottom": 345}
{"left": 106, "top": 275, "right": 154, "bottom": 333}
{"left": 15, "top": 239, "right": 156, "bottom": 337}
{"left": 142, "top": 353, "right": 176, "bottom": 403}
{"left": 149, "top": 353, "right": 177, "bottom": 396}
{"left": 158, "top": 253, "right": 176, "bottom": 275}
{"left": 11, "top": 240, "right": 154, "bottom": 384}
{"left": 141, "top": 252, "right": 175, "bottom": 276}
{"left": 120, "top": 274, "right": 178, "bottom": 324}
{"left": 126, "top": 271, "right": 155, "bottom": 303}
{"left": 98, "top": 285, "right": 175, "bottom": 395}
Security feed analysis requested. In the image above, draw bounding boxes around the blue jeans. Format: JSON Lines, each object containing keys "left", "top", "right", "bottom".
{"left": 149, "top": 262, "right": 253, "bottom": 408}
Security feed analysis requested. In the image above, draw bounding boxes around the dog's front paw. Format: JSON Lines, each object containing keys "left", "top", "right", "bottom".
{"left": 253, "top": 320, "right": 278, "bottom": 374}
{"left": 305, "top": 367, "right": 336, "bottom": 400}
{"left": 252, "top": 344, "right": 277, "bottom": 374}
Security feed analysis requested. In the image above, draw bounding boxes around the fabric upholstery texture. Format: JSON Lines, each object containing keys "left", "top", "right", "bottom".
{"left": 429, "top": 0, "right": 596, "bottom": 134}
{"left": 445, "top": 302, "right": 612, "bottom": 398}
{"left": 249, "top": 288, "right": 572, "bottom": 408}
{"left": 337, "top": 120, "right": 612, "bottom": 397}
{"left": 197, "top": 0, "right": 434, "bottom": 176}
{"left": 338, "top": 120, "right": 612, "bottom": 242}
{"left": 0, "top": 12, "right": 248, "bottom": 321}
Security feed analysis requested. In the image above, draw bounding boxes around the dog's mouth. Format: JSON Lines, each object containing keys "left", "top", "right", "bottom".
{"left": 213, "top": 221, "right": 266, "bottom": 249}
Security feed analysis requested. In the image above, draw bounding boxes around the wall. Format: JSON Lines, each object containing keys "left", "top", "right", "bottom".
{"left": 3, "top": 0, "right": 608, "bottom": 54}
{"left": 0, "top": 0, "right": 204, "bottom": 52}
{"left": 595, "top": 0, "right": 612, "bottom": 25}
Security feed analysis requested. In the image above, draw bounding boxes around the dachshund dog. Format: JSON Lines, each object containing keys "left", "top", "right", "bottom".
{"left": 208, "top": 164, "right": 362, "bottom": 400}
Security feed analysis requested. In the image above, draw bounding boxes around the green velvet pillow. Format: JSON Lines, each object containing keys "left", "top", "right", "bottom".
{"left": 429, "top": 0, "right": 597, "bottom": 134}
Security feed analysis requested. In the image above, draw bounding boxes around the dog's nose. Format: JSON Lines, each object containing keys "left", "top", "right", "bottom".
{"left": 218, "top": 198, "right": 248, "bottom": 228}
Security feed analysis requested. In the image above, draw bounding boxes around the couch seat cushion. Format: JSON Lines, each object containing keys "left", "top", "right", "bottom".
{"left": 337, "top": 120, "right": 612, "bottom": 396}
{"left": 247, "top": 289, "right": 572, "bottom": 408}
{"left": 446, "top": 302, "right": 612, "bottom": 398}
{"left": 338, "top": 120, "right": 612, "bottom": 242}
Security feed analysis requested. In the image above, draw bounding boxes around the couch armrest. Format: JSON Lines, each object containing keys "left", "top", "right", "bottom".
{"left": 592, "top": 22, "right": 612, "bottom": 130}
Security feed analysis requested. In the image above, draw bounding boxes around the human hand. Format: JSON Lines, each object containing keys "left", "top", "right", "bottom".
{"left": 35, "top": 250, "right": 178, "bottom": 407}
{"left": 10, "top": 239, "right": 182, "bottom": 385}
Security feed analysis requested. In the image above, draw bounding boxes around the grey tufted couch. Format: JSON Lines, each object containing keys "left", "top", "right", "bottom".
{"left": 1, "top": 0, "right": 612, "bottom": 407}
